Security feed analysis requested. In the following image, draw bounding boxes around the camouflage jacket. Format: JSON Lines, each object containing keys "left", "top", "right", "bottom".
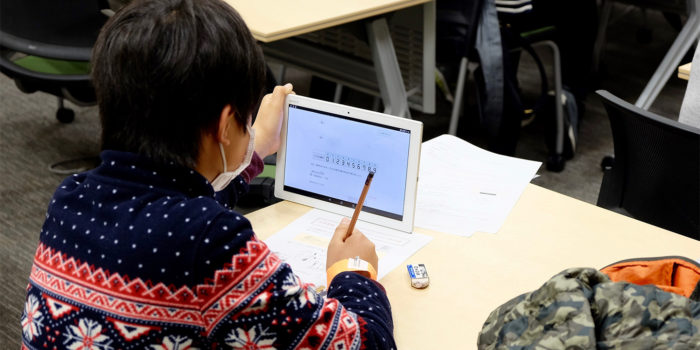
{"left": 478, "top": 268, "right": 700, "bottom": 349}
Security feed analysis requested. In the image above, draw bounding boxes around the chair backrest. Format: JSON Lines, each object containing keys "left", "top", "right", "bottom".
{"left": 0, "top": 0, "right": 107, "bottom": 61}
{"left": 596, "top": 90, "right": 700, "bottom": 240}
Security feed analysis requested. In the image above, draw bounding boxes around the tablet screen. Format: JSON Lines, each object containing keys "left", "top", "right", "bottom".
{"left": 283, "top": 104, "right": 411, "bottom": 221}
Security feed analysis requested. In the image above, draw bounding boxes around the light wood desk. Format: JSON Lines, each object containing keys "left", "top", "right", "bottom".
{"left": 679, "top": 62, "right": 691, "bottom": 80}
{"left": 224, "top": 0, "right": 436, "bottom": 117}
{"left": 247, "top": 184, "right": 700, "bottom": 348}
{"left": 225, "top": 0, "right": 429, "bottom": 43}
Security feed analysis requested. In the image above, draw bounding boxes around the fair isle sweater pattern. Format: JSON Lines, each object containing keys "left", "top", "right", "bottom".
{"left": 20, "top": 150, "right": 394, "bottom": 349}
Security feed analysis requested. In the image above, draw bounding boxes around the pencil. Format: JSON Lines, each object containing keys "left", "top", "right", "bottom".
{"left": 344, "top": 170, "right": 375, "bottom": 241}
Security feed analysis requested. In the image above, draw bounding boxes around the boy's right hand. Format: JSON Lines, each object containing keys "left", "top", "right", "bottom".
{"left": 326, "top": 218, "right": 379, "bottom": 272}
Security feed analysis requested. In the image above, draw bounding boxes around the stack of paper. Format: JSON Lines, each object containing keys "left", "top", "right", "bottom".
{"left": 414, "top": 134, "right": 541, "bottom": 237}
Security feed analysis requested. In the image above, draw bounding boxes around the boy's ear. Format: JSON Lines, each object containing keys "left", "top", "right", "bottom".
{"left": 217, "top": 104, "right": 233, "bottom": 146}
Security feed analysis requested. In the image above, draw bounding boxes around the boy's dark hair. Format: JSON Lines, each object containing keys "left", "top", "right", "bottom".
{"left": 92, "top": 0, "right": 266, "bottom": 168}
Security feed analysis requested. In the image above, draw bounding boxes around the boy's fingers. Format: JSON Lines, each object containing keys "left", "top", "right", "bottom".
{"left": 272, "top": 84, "right": 293, "bottom": 98}
{"left": 336, "top": 217, "right": 350, "bottom": 229}
{"left": 345, "top": 228, "right": 365, "bottom": 244}
{"left": 331, "top": 218, "right": 351, "bottom": 242}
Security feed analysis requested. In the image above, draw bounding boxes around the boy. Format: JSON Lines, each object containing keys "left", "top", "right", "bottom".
{"left": 20, "top": 0, "right": 394, "bottom": 348}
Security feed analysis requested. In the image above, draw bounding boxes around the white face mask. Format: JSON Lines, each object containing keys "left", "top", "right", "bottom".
{"left": 211, "top": 125, "right": 255, "bottom": 192}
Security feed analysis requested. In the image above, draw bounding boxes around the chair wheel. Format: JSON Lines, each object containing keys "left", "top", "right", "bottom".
{"left": 56, "top": 107, "right": 75, "bottom": 123}
{"left": 600, "top": 156, "right": 614, "bottom": 171}
{"left": 546, "top": 154, "right": 565, "bottom": 172}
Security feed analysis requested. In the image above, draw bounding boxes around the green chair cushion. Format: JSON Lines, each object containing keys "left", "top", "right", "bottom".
{"left": 260, "top": 164, "right": 276, "bottom": 178}
{"left": 12, "top": 56, "right": 90, "bottom": 75}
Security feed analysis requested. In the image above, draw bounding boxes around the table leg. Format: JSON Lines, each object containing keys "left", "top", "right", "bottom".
{"left": 367, "top": 17, "right": 411, "bottom": 118}
{"left": 635, "top": 0, "right": 700, "bottom": 109}
{"left": 592, "top": 0, "right": 613, "bottom": 73}
{"left": 422, "top": 1, "right": 436, "bottom": 114}
{"left": 448, "top": 57, "right": 469, "bottom": 135}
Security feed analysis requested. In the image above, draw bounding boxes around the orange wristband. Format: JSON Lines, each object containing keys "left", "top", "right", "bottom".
{"left": 326, "top": 256, "right": 378, "bottom": 285}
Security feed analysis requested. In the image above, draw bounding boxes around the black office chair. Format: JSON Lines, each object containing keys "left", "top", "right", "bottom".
{"left": 596, "top": 90, "right": 700, "bottom": 240}
{"left": 0, "top": 0, "right": 108, "bottom": 123}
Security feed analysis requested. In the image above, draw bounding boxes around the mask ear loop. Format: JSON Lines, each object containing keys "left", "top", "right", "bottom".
{"left": 218, "top": 143, "right": 228, "bottom": 173}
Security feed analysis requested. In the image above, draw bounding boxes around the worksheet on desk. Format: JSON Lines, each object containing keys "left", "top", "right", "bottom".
{"left": 414, "top": 135, "right": 541, "bottom": 237}
{"left": 264, "top": 209, "right": 432, "bottom": 288}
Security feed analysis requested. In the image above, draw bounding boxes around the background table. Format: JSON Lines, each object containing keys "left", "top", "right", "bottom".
{"left": 679, "top": 62, "right": 691, "bottom": 80}
{"left": 225, "top": 0, "right": 436, "bottom": 117}
{"left": 225, "top": 0, "right": 429, "bottom": 42}
{"left": 247, "top": 184, "right": 700, "bottom": 348}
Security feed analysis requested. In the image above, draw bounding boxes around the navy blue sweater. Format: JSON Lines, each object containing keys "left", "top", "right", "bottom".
{"left": 21, "top": 150, "right": 394, "bottom": 349}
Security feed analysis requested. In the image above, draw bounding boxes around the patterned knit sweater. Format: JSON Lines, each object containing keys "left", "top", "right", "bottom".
{"left": 20, "top": 150, "right": 395, "bottom": 349}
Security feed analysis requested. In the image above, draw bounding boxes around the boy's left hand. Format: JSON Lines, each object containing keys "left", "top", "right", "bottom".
{"left": 252, "top": 83, "right": 294, "bottom": 158}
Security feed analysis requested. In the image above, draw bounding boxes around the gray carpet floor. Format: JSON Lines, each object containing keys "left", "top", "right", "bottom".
{"left": 0, "top": 5, "right": 688, "bottom": 347}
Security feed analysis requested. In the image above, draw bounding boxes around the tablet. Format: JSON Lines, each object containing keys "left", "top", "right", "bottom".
{"left": 275, "top": 95, "right": 423, "bottom": 233}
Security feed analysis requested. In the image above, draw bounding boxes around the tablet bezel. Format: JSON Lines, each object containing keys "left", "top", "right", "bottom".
{"left": 274, "top": 95, "right": 423, "bottom": 233}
